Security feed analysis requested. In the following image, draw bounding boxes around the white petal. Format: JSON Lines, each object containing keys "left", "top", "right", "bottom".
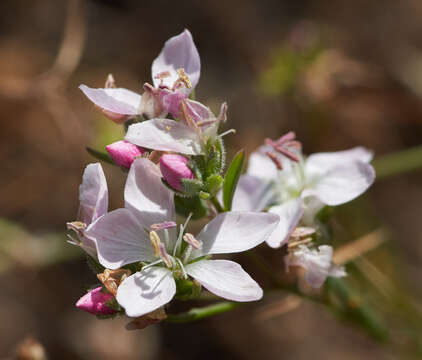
{"left": 287, "top": 245, "right": 333, "bottom": 288}
{"left": 186, "top": 260, "right": 262, "bottom": 301}
{"left": 117, "top": 267, "right": 176, "bottom": 317}
{"left": 266, "top": 199, "right": 304, "bottom": 248}
{"left": 303, "top": 161, "right": 375, "bottom": 206}
{"left": 79, "top": 85, "right": 141, "bottom": 115}
{"left": 78, "top": 163, "right": 108, "bottom": 225}
{"left": 151, "top": 29, "right": 200, "bottom": 90}
{"left": 193, "top": 211, "right": 279, "bottom": 257}
{"left": 125, "top": 158, "right": 175, "bottom": 227}
{"left": 125, "top": 119, "right": 202, "bottom": 155}
{"left": 231, "top": 175, "right": 275, "bottom": 212}
{"left": 85, "top": 208, "right": 155, "bottom": 269}
{"left": 247, "top": 146, "right": 282, "bottom": 181}
{"left": 305, "top": 146, "right": 373, "bottom": 175}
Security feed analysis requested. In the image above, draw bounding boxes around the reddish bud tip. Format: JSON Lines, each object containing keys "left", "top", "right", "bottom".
{"left": 76, "top": 287, "right": 116, "bottom": 315}
{"left": 106, "top": 140, "right": 145, "bottom": 168}
{"left": 160, "top": 154, "right": 194, "bottom": 191}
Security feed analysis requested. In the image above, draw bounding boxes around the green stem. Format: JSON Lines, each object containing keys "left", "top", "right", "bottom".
{"left": 373, "top": 145, "right": 422, "bottom": 179}
{"left": 166, "top": 301, "right": 238, "bottom": 323}
{"left": 324, "top": 278, "right": 389, "bottom": 341}
{"left": 210, "top": 196, "right": 224, "bottom": 213}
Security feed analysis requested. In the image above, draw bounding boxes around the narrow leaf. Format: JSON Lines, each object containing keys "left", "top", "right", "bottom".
{"left": 223, "top": 149, "right": 245, "bottom": 211}
{"left": 86, "top": 147, "right": 115, "bottom": 165}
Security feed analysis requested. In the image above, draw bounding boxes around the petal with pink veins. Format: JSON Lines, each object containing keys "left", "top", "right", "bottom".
{"left": 151, "top": 29, "right": 200, "bottom": 91}
{"left": 78, "top": 163, "right": 108, "bottom": 225}
{"left": 79, "top": 85, "right": 141, "bottom": 115}
{"left": 124, "top": 158, "right": 176, "bottom": 227}
{"left": 85, "top": 208, "right": 155, "bottom": 270}
{"left": 125, "top": 119, "right": 202, "bottom": 155}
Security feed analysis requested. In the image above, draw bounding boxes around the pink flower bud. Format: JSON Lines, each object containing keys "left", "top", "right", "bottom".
{"left": 160, "top": 154, "right": 194, "bottom": 191}
{"left": 76, "top": 287, "right": 116, "bottom": 315}
{"left": 106, "top": 140, "right": 145, "bottom": 168}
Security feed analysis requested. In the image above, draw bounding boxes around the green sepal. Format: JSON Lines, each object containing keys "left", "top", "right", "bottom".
{"left": 223, "top": 149, "right": 245, "bottom": 211}
{"left": 174, "top": 278, "right": 201, "bottom": 300}
{"left": 199, "top": 191, "right": 210, "bottom": 200}
{"left": 205, "top": 174, "right": 224, "bottom": 196}
{"left": 86, "top": 254, "right": 105, "bottom": 275}
{"left": 175, "top": 195, "right": 208, "bottom": 220}
{"left": 181, "top": 178, "right": 204, "bottom": 197}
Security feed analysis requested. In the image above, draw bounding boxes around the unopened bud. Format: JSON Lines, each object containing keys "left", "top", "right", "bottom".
{"left": 75, "top": 287, "right": 116, "bottom": 315}
{"left": 160, "top": 154, "right": 194, "bottom": 191}
{"left": 106, "top": 140, "right": 145, "bottom": 168}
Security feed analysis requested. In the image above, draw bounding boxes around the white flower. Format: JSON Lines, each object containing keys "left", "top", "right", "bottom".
{"left": 125, "top": 97, "right": 227, "bottom": 156}
{"left": 232, "top": 145, "right": 375, "bottom": 248}
{"left": 67, "top": 163, "right": 108, "bottom": 257}
{"left": 85, "top": 158, "right": 279, "bottom": 317}
{"left": 285, "top": 245, "right": 346, "bottom": 288}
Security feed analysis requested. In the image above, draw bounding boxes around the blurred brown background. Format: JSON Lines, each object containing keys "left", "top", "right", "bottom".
{"left": 2, "top": 0, "right": 422, "bottom": 359}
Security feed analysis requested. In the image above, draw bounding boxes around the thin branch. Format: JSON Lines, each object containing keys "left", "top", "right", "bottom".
{"left": 166, "top": 302, "right": 239, "bottom": 323}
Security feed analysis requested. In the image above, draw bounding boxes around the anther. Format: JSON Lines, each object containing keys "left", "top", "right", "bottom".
{"left": 176, "top": 68, "right": 192, "bottom": 89}
{"left": 266, "top": 131, "right": 302, "bottom": 163}
{"left": 149, "top": 231, "right": 162, "bottom": 258}
{"left": 151, "top": 221, "right": 177, "bottom": 231}
{"left": 266, "top": 151, "right": 283, "bottom": 170}
{"left": 105, "top": 74, "right": 116, "bottom": 88}
{"left": 183, "top": 233, "right": 202, "bottom": 250}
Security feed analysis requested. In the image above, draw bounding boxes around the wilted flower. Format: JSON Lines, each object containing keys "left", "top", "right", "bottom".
{"left": 67, "top": 163, "right": 108, "bottom": 257}
{"left": 85, "top": 158, "right": 279, "bottom": 317}
{"left": 76, "top": 287, "right": 116, "bottom": 315}
{"left": 160, "top": 154, "right": 194, "bottom": 191}
{"left": 106, "top": 140, "right": 145, "bottom": 168}
{"left": 79, "top": 29, "right": 200, "bottom": 121}
{"left": 232, "top": 139, "right": 375, "bottom": 248}
{"left": 285, "top": 244, "right": 346, "bottom": 288}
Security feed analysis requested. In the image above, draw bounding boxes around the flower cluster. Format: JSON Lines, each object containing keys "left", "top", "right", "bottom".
{"left": 69, "top": 29, "right": 375, "bottom": 326}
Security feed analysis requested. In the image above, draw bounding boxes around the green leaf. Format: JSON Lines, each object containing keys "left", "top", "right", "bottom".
{"left": 86, "top": 147, "right": 115, "bottom": 165}
{"left": 223, "top": 149, "right": 245, "bottom": 211}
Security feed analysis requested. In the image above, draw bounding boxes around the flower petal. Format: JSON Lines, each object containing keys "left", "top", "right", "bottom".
{"left": 125, "top": 119, "right": 202, "bottom": 155}
{"left": 85, "top": 208, "right": 155, "bottom": 269}
{"left": 231, "top": 175, "right": 275, "bottom": 212}
{"left": 125, "top": 158, "right": 175, "bottom": 227}
{"left": 266, "top": 199, "right": 304, "bottom": 248}
{"left": 186, "top": 260, "right": 263, "bottom": 301}
{"left": 151, "top": 29, "right": 200, "bottom": 90}
{"left": 303, "top": 161, "right": 375, "bottom": 206}
{"left": 79, "top": 85, "right": 141, "bottom": 115}
{"left": 305, "top": 147, "right": 373, "bottom": 175}
{"left": 286, "top": 245, "right": 345, "bottom": 288}
{"left": 247, "top": 146, "right": 281, "bottom": 181}
{"left": 78, "top": 163, "right": 108, "bottom": 225}
{"left": 116, "top": 267, "right": 176, "bottom": 317}
{"left": 193, "top": 211, "right": 279, "bottom": 257}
